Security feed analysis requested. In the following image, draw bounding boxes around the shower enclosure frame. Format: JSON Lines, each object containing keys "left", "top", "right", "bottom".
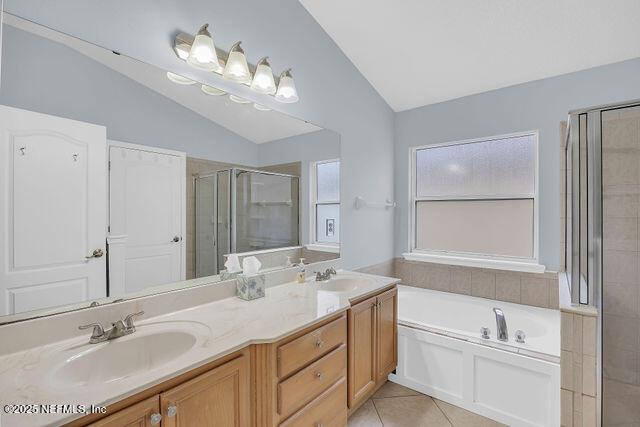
{"left": 194, "top": 167, "right": 301, "bottom": 275}
{"left": 566, "top": 98, "right": 640, "bottom": 427}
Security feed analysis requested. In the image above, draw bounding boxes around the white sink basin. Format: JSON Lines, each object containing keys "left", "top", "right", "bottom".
{"left": 38, "top": 321, "right": 210, "bottom": 389}
{"left": 321, "top": 276, "right": 375, "bottom": 293}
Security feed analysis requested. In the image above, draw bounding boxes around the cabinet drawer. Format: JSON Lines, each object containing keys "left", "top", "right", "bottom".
{"left": 278, "top": 344, "right": 346, "bottom": 418}
{"left": 277, "top": 315, "right": 346, "bottom": 378}
{"left": 280, "top": 378, "right": 347, "bottom": 427}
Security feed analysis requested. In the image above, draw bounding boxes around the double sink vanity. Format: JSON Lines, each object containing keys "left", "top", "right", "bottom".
{"left": 0, "top": 271, "right": 398, "bottom": 426}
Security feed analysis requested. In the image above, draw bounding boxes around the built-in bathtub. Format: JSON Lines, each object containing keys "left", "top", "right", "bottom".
{"left": 389, "top": 285, "right": 560, "bottom": 427}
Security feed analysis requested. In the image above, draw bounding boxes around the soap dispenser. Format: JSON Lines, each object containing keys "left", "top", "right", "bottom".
{"left": 296, "top": 258, "right": 306, "bottom": 283}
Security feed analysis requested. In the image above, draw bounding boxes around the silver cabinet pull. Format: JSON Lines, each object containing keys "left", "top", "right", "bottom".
{"left": 150, "top": 413, "right": 162, "bottom": 425}
{"left": 167, "top": 404, "right": 178, "bottom": 417}
{"left": 315, "top": 339, "right": 324, "bottom": 348}
{"left": 86, "top": 248, "right": 104, "bottom": 259}
{"left": 315, "top": 371, "right": 323, "bottom": 379}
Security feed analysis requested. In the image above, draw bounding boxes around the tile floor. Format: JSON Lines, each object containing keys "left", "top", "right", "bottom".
{"left": 348, "top": 381, "right": 505, "bottom": 427}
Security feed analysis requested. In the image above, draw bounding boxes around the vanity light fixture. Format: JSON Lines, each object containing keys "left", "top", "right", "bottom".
{"left": 253, "top": 103, "right": 271, "bottom": 111}
{"left": 166, "top": 72, "right": 196, "bottom": 85}
{"left": 250, "top": 57, "right": 277, "bottom": 95}
{"left": 223, "top": 42, "right": 251, "bottom": 84}
{"left": 186, "top": 24, "right": 221, "bottom": 72}
{"left": 173, "top": 26, "right": 300, "bottom": 103}
{"left": 201, "top": 84, "right": 226, "bottom": 96}
{"left": 275, "top": 69, "right": 299, "bottom": 104}
{"left": 229, "top": 94, "right": 251, "bottom": 104}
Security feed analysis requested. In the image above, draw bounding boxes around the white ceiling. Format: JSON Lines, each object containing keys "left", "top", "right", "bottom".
{"left": 7, "top": 14, "right": 320, "bottom": 144}
{"left": 300, "top": 0, "right": 640, "bottom": 112}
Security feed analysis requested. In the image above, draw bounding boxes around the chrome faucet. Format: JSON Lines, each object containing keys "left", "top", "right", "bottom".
{"left": 315, "top": 267, "right": 337, "bottom": 282}
{"left": 493, "top": 307, "right": 508, "bottom": 342}
{"left": 79, "top": 311, "right": 144, "bottom": 344}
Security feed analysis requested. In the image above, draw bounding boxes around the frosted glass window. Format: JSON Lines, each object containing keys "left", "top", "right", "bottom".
{"left": 416, "top": 200, "right": 534, "bottom": 258}
{"left": 316, "top": 204, "right": 340, "bottom": 244}
{"left": 416, "top": 135, "right": 535, "bottom": 198}
{"left": 412, "top": 133, "right": 537, "bottom": 260}
{"left": 316, "top": 161, "right": 340, "bottom": 202}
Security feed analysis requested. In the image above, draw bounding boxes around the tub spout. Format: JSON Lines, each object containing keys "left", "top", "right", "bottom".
{"left": 493, "top": 307, "right": 508, "bottom": 342}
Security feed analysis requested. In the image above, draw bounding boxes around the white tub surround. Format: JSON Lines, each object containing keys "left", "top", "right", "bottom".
{"left": 0, "top": 271, "right": 398, "bottom": 427}
{"left": 390, "top": 285, "right": 561, "bottom": 427}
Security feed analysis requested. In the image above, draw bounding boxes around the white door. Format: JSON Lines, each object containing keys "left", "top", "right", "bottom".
{"left": 108, "top": 143, "right": 185, "bottom": 296}
{"left": 0, "top": 105, "right": 107, "bottom": 316}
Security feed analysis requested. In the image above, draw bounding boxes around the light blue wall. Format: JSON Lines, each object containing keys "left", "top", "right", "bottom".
{"left": 257, "top": 129, "right": 340, "bottom": 246}
{"left": 0, "top": 24, "right": 259, "bottom": 165}
{"left": 395, "top": 58, "right": 640, "bottom": 271}
{"left": 5, "top": 0, "right": 396, "bottom": 270}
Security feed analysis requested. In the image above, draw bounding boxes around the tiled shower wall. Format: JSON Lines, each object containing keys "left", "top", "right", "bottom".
{"left": 560, "top": 308, "right": 598, "bottom": 427}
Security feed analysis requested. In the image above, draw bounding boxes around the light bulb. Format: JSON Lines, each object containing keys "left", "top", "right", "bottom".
{"left": 201, "top": 85, "right": 226, "bottom": 96}
{"left": 223, "top": 42, "right": 251, "bottom": 84}
{"left": 250, "top": 57, "right": 276, "bottom": 95}
{"left": 275, "top": 69, "right": 299, "bottom": 103}
{"left": 166, "top": 72, "right": 196, "bottom": 85}
{"left": 187, "top": 24, "right": 220, "bottom": 72}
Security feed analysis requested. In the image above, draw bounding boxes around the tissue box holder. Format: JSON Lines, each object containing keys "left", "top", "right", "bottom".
{"left": 236, "top": 273, "right": 265, "bottom": 301}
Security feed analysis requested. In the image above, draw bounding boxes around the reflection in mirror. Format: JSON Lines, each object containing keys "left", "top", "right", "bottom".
{"left": 0, "top": 14, "right": 340, "bottom": 322}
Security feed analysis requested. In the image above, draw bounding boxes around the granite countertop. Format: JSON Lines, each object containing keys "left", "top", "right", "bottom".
{"left": 0, "top": 271, "right": 398, "bottom": 427}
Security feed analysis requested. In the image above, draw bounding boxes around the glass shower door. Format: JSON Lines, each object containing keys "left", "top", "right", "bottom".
{"left": 233, "top": 169, "right": 299, "bottom": 253}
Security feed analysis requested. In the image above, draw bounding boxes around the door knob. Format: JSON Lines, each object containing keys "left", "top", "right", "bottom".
{"left": 172, "top": 236, "right": 181, "bottom": 243}
{"left": 85, "top": 249, "right": 104, "bottom": 259}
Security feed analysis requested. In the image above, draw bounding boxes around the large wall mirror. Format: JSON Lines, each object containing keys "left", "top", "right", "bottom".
{"left": 0, "top": 14, "right": 341, "bottom": 323}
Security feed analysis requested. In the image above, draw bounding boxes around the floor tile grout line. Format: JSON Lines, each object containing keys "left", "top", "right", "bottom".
{"left": 369, "top": 398, "right": 385, "bottom": 426}
{"left": 432, "top": 398, "right": 455, "bottom": 427}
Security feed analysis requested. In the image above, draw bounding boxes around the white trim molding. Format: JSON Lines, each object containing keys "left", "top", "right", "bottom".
{"left": 402, "top": 252, "right": 546, "bottom": 274}
{"left": 305, "top": 243, "right": 340, "bottom": 254}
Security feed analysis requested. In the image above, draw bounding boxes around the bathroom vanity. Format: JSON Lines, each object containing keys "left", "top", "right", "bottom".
{"left": 0, "top": 272, "right": 398, "bottom": 427}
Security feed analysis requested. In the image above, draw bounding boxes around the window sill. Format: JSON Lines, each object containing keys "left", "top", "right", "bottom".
{"left": 305, "top": 244, "right": 340, "bottom": 254}
{"left": 402, "top": 252, "right": 545, "bottom": 273}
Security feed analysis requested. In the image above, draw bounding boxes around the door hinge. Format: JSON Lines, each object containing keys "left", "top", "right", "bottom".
{"left": 108, "top": 160, "right": 111, "bottom": 170}
{"left": 108, "top": 225, "right": 111, "bottom": 233}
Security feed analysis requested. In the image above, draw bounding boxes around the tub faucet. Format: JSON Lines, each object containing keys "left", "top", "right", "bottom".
{"left": 493, "top": 307, "right": 508, "bottom": 342}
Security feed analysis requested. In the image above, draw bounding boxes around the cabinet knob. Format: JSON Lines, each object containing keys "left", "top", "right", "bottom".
{"left": 150, "top": 413, "right": 162, "bottom": 425}
{"left": 315, "top": 339, "right": 324, "bottom": 348}
{"left": 167, "top": 404, "right": 178, "bottom": 417}
{"left": 315, "top": 371, "right": 323, "bottom": 379}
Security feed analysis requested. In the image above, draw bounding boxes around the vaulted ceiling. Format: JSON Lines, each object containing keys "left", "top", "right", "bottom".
{"left": 300, "top": 0, "right": 640, "bottom": 111}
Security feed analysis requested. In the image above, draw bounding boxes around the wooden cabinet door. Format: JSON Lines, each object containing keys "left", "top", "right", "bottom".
{"left": 347, "top": 295, "right": 377, "bottom": 409}
{"left": 376, "top": 287, "right": 398, "bottom": 382}
{"left": 160, "top": 354, "right": 250, "bottom": 427}
{"left": 88, "top": 396, "right": 160, "bottom": 427}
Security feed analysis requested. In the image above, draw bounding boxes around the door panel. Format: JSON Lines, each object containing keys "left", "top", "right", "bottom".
{"left": 0, "top": 105, "right": 107, "bottom": 315}
{"left": 348, "top": 296, "right": 377, "bottom": 409}
{"left": 377, "top": 287, "right": 398, "bottom": 381}
{"left": 160, "top": 355, "right": 250, "bottom": 427}
{"left": 109, "top": 144, "right": 184, "bottom": 296}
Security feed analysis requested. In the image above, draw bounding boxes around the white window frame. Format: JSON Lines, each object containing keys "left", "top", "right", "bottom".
{"left": 404, "top": 130, "right": 544, "bottom": 273}
{"left": 307, "top": 159, "right": 340, "bottom": 253}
